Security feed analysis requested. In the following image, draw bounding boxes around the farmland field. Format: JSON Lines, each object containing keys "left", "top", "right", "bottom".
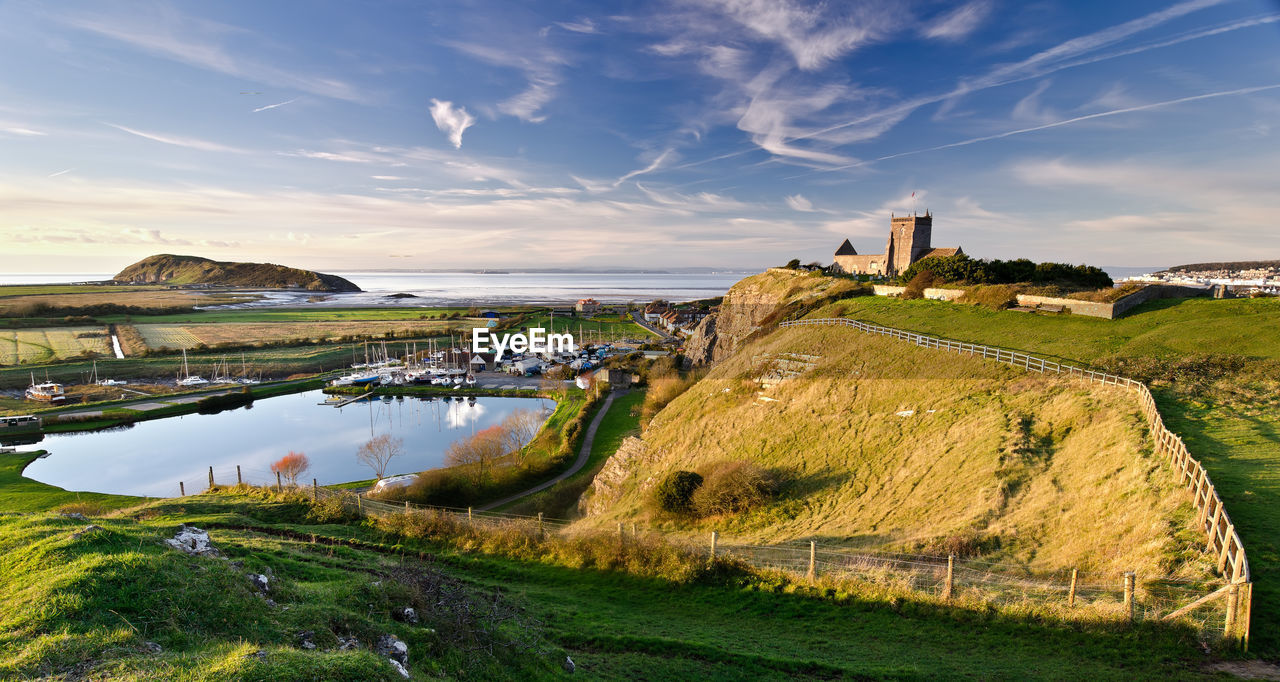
{"left": 108, "top": 307, "right": 473, "bottom": 324}
{"left": 133, "top": 320, "right": 470, "bottom": 350}
{"left": 0, "top": 327, "right": 112, "bottom": 365}
{"left": 520, "top": 313, "right": 656, "bottom": 340}
{"left": 0, "top": 290, "right": 257, "bottom": 314}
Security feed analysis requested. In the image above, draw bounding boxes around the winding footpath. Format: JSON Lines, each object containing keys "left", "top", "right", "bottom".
{"left": 478, "top": 388, "right": 624, "bottom": 511}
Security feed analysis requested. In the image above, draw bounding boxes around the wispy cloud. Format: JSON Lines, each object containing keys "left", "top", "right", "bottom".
{"left": 252, "top": 97, "right": 298, "bottom": 113}
{"left": 555, "top": 19, "right": 598, "bottom": 34}
{"left": 921, "top": 0, "right": 992, "bottom": 41}
{"left": 58, "top": 11, "right": 361, "bottom": 102}
{"left": 614, "top": 149, "right": 675, "bottom": 187}
{"left": 104, "top": 123, "right": 245, "bottom": 153}
{"left": 701, "top": 0, "right": 901, "bottom": 71}
{"left": 785, "top": 194, "right": 815, "bottom": 211}
{"left": 2, "top": 126, "right": 46, "bottom": 137}
{"left": 47, "top": 168, "right": 74, "bottom": 178}
{"left": 447, "top": 42, "right": 565, "bottom": 123}
{"left": 429, "top": 99, "right": 477, "bottom": 148}
{"left": 802, "top": 82, "right": 1280, "bottom": 176}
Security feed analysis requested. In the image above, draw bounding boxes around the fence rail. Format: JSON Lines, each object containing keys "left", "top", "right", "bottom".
{"left": 779, "top": 317, "right": 1252, "bottom": 642}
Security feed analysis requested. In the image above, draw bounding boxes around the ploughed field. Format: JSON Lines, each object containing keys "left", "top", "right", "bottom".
{"left": 583, "top": 324, "right": 1208, "bottom": 582}
{"left": 0, "top": 327, "right": 113, "bottom": 365}
{"left": 129, "top": 320, "right": 466, "bottom": 351}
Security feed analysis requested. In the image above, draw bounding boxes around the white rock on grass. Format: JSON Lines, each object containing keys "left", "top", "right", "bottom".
{"left": 375, "top": 634, "right": 409, "bottom": 667}
{"left": 388, "top": 659, "right": 410, "bottom": 678}
{"left": 164, "top": 525, "right": 220, "bottom": 557}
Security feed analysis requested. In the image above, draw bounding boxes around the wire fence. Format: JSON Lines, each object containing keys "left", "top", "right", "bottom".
{"left": 778, "top": 317, "right": 1252, "bottom": 644}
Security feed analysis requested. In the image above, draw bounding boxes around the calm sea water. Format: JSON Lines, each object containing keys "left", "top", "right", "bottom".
{"left": 0, "top": 271, "right": 746, "bottom": 306}
{"left": 19, "top": 390, "right": 551, "bottom": 497}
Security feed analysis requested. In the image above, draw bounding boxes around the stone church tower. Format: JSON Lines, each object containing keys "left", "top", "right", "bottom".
{"left": 833, "top": 210, "right": 961, "bottom": 277}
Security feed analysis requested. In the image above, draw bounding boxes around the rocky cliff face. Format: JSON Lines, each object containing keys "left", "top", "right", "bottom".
{"left": 684, "top": 268, "right": 844, "bottom": 366}
{"left": 580, "top": 436, "right": 659, "bottom": 516}
{"left": 114, "top": 254, "right": 361, "bottom": 292}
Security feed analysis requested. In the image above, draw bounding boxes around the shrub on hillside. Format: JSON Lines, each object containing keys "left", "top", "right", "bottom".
{"left": 653, "top": 470, "right": 703, "bottom": 514}
{"left": 901, "top": 270, "right": 941, "bottom": 300}
{"left": 642, "top": 373, "right": 698, "bottom": 426}
{"left": 959, "top": 284, "right": 1019, "bottom": 310}
{"left": 691, "top": 461, "right": 778, "bottom": 516}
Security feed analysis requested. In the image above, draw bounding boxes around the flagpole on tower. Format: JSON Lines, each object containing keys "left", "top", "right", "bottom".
{"left": 910, "top": 191, "right": 917, "bottom": 216}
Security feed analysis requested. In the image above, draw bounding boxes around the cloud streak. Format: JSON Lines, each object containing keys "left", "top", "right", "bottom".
{"left": 104, "top": 123, "right": 245, "bottom": 153}
{"left": 252, "top": 97, "right": 299, "bottom": 113}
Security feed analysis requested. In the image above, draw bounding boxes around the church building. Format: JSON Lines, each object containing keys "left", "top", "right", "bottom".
{"left": 832, "top": 211, "right": 962, "bottom": 277}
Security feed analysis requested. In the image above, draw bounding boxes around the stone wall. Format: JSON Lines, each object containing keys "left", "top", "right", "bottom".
{"left": 871, "top": 283, "right": 1209, "bottom": 319}
{"left": 871, "top": 285, "right": 965, "bottom": 301}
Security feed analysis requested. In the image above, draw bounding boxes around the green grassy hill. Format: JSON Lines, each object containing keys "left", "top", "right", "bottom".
{"left": 113, "top": 254, "right": 361, "bottom": 293}
{"left": 582, "top": 324, "right": 1206, "bottom": 582}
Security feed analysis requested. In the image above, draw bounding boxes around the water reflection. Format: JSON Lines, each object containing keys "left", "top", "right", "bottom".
{"left": 22, "top": 390, "right": 549, "bottom": 497}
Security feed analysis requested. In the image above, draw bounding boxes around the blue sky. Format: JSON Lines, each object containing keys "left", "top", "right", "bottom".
{"left": 1, "top": 0, "right": 1278, "bottom": 273}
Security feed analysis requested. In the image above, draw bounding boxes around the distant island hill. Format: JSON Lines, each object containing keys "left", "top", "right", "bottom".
{"left": 832, "top": 211, "right": 962, "bottom": 277}
{"left": 113, "top": 254, "right": 361, "bottom": 292}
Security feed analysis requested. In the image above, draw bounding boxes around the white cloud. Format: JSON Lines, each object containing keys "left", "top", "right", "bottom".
{"left": 252, "top": 97, "right": 299, "bottom": 113}
{"left": 702, "top": 0, "right": 900, "bottom": 71}
{"left": 447, "top": 42, "right": 565, "bottom": 123}
{"left": 555, "top": 19, "right": 598, "bottom": 34}
{"left": 2, "top": 127, "right": 46, "bottom": 136}
{"left": 614, "top": 149, "right": 675, "bottom": 187}
{"left": 498, "top": 78, "right": 557, "bottom": 123}
{"left": 921, "top": 1, "right": 992, "bottom": 41}
{"left": 429, "top": 99, "right": 477, "bottom": 148}
{"left": 1011, "top": 81, "right": 1057, "bottom": 124}
{"left": 104, "top": 123, "right": 245, "bottom": 153}
{"left": 785, "top": 194, "right": 814, "bottom": 211}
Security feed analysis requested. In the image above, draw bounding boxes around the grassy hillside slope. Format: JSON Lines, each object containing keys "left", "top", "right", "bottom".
{"left": 807, "top": 290, "right": 1280, "bottom": 656}
{"left": 114, "top": 254, "right": 360, "bottom": 292}
{"left": 584, "top": 325, "right": 1206, "bottom": 581}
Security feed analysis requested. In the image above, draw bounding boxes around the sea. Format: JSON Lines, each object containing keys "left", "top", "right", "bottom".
{"left": 0, "top": 271, "right": 751, "bottom": 307}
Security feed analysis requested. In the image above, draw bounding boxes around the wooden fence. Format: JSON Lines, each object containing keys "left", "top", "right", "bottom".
{"left": 779, "top": 317, "right": 1252, "bottom": 644}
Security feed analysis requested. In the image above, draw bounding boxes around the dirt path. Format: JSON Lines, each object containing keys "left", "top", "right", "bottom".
{"left": 478, "top": 389, "right": 624, "bottom": 511}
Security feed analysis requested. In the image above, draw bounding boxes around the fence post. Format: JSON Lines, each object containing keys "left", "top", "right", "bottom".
{"left": 276, "top": 470, "right": 282, "bottom": 491}
{"left": 237, "top": 465, "right": 242, "bottom": 485}
{"left": 1217, "top": 525, "right": 1235, "bottom": 574}
{"left": 538, "top": 512, "right": 545, "bottom": 539}
{"left": 1207, "top": 503, "right": 1223, "bottom": 551}
{"left": 208, "top": 466, "right": 214, "bottom": 489}
{"left": 943, "top": 554, "right": 955, "bottom": 601}
{"left": 808, "top": 541, "right": 817, "bottom": 583}
{"left": 617, "top": 522, "right": 625, "bottom": 548}
{"left": 467, "top": 506, "right": 473, "bottom": 523}
{"left": 179, "top": 481, "right": 185, "bottom": 496}
{"left": 1068, "top": 568, "right": 1078, "bottom": 607}
{"left": 356, "top": 494, "right": 362, "bottom": 514}
{"left": 1242, "top": 582, "right": 1253, "bottom": 651}
{"left": 710, "top": 531, "right": 718, "bottom": 563}
{"left": 312, "top": 478, "right": 317, "bottom": 502}
{"left": 405, "top": 500, "right": 410, "bottom": 513}
{"left": 1225, "top": 582, "right": 1240, "bottom": 639}
{"left": 1123, "top": 572, "right": 1135, "bottom": 622}
{"left": 631, "top": 522, "right": 637, "bottom": 540}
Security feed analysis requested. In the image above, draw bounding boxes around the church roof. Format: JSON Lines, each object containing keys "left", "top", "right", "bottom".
{"left": 834, "top": 238, "right": 858, "bottom": 256}
{"left": 921, "top": 247, "right": 962, "bottom": 258}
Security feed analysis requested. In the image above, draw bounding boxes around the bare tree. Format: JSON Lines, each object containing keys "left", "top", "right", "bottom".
{"left": 499, "top": 408, "right": 544, "bottom": 458}
{"left": 357, "top": 434, "right": 404, "bottom": 480}
{"left": 446, "top": 426, "right": 507, "bottom": 484}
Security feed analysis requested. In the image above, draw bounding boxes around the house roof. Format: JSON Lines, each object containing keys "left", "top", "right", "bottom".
{"left": 834, "top": 238, "right": 858, "bottom": 256}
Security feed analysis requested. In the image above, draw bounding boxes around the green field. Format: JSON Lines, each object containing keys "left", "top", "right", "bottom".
{"left": 519, "top": 313, "right": 656, "bottom": 341}
{"left": 0, "top": 490, "right": 1226, "bottom": 679}
{"left": 0, "top": 327, "right": 113, "bottom": 365}
{"left": 0, "top": 284, "right": 165, "bottom": 298}
{"left": 100, "top": 307, "right": 471, "bottom": 324}
{"left": 810, "top": 292, "right": 1280, "bottom": 655}
{"left": 0, "top": 452, "right": 144, "bottom": 513}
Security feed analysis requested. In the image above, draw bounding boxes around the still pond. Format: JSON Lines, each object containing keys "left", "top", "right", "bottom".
{"left": 19, "top": 390, "right": 551, "bottom": 497}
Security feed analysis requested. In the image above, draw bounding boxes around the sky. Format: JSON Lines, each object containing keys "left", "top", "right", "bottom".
{"left": 1, "top": 0, "right": 1279, "bottom": 274}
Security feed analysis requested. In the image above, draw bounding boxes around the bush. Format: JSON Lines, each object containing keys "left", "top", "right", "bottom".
{"left": 642, "top": 373, "right": 698, "bottom": 425}
{"left": 654, "top": 470, "right": 703, "bottom": 514}
{"left": 960, "top": 284, "right": 1019, "bottom": 310}
{"left": 901, "top": 270, "right": 940, "bottom": 300}
{"left": 691, "top": 461, "right": 777, "bottom": 516}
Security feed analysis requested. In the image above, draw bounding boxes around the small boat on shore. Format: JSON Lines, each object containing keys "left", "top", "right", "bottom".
{"left": 25, "top": 374, "right": 66, "bottom": 404}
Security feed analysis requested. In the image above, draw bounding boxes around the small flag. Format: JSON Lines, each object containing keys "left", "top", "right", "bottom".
{"left": 910, "top": 192, "right": 915, "bottom": 198}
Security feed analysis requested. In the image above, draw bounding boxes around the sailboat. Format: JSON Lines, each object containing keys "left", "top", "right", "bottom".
{"left": 238, "top": 353, "right": 260, "bottom": 385}
{"left": 177, "top": 349, "right": 209, "bottom": 387}
{"left": 91, "top": 360, "right": 128, "bottom": 386}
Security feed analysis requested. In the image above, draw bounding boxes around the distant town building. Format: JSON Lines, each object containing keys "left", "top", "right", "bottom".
{"left": 643, "top": 301, "right": 669, "bottom": 322}
{"left": 575, "top": 298, "right": 600, "bottom": 314}
{"left": 833, "top": 211, "right": 962, "bottom": 277}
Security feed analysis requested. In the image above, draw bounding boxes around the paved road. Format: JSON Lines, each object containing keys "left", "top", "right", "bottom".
{"left": 477, "top": 388, "right": 624, "bottom": 511}
{"left": 631, "top": 311, "right": 677, "bottom": 343}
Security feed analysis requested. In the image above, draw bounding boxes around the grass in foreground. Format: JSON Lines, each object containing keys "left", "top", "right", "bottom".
{"left": 0, "top": 452, "right": 143, "bottom": 513}
{"left": 0, "top": 491, "right": 1225, "bottom": 680}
